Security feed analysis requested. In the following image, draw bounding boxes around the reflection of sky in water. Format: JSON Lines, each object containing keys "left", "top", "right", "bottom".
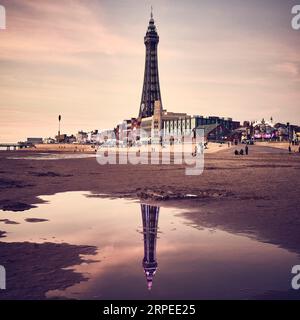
{"left": 0, "top": 191, "right": 298, "bottom": 300}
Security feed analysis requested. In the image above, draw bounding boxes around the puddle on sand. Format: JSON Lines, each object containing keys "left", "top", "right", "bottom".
{"left": 0, "top": 191, "right": 299, "bottom": 300}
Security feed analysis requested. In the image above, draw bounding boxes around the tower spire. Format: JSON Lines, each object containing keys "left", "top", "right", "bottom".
{"left": 139, "top": 9, "right": 162, "bottom": 118}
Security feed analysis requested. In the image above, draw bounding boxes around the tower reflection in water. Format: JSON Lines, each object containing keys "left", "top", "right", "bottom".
{"left": 140, "top": 203, "right": 160, "bottom": 291}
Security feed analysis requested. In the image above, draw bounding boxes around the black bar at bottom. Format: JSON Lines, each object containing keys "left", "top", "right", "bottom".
{"left": 0, "top": 300, "right": 298, "bottom": 319}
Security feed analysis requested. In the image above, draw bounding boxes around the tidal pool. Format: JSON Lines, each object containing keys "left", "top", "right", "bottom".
{"left": 0, "top": 192, "right": 298, "bottom": 300}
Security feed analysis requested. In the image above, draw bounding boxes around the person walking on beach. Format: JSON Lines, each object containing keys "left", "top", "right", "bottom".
{"left": 245, "top": 145, "right": 249, "bottom": 155}
{"left": 192, "top": 145, "right": 197, "bottom": 157}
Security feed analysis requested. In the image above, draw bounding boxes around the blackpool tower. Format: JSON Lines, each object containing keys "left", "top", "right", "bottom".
{"left": 139, "top": 9, "right": 163, "bottom": 118}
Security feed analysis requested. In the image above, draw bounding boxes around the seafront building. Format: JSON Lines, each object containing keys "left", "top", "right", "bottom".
{"left": 231, "top": 118, "right": 300, "bottom": 143}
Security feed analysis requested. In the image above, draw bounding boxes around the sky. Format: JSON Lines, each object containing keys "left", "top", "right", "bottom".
{"left": 0, "top": 0, "right": 299, "bottom": 142}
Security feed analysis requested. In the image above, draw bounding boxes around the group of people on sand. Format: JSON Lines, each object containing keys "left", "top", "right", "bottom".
{"left": 234, "top": 145, "right": 249, "bottom": 156}
{"left": 192, "top": 142, "right": 208, "bottom": 157}
{"left": 234, "top": 143, "right": 300, "bottom": 156}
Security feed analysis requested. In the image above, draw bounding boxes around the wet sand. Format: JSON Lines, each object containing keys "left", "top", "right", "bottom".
{"left": 0, "top": 242, "right": 97, "bottom": 300}
{"left": 0, "top": 145, "right": 300, "bottom": 299}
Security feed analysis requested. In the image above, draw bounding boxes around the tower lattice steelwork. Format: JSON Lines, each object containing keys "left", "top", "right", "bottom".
{"left": 139, "top": 9, "right": 163, "bottom": 118}
{"left": 141, "top": 203, "right": 160, "bottom": 290}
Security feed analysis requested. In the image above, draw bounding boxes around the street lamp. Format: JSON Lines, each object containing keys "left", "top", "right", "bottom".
{"left": 58, "top": 115, "right": 62, "bottom": 142}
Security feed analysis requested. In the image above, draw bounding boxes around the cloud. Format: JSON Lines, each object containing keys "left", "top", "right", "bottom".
{"left": 272, "top": 62, "right": 300, "bottom": 78}
{"left": 0, "top": 0, "right": 140, "bottom": 66}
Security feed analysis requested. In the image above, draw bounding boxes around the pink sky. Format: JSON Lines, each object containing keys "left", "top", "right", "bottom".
{"left": 0, "top": 0, "right": 299, "bottom": 142}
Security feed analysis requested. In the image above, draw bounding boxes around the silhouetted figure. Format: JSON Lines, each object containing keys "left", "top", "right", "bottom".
{"left": 192, "top": 146, "right": 197, "bottom": 157}
{"left": 234, "top": 150, "right": 239, "bottom": 155}
{"left": 298, "top": 146, "right": 300, "bottom": 153}
{"left": 245, "top": 145, "right": 249, "bottom": 155}
{"left": 289, "top": 145, "right": 292, "bottom": 153}
{"left": 239, "top": 149, "right": 244, "bottom": 155}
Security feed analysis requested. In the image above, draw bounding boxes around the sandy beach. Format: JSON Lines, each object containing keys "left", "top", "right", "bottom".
{"left": 1, "top": 144, "right": 300, "bottom": 249}
{"left": 1, "top": 144, "right": 300, "bottom": 299}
